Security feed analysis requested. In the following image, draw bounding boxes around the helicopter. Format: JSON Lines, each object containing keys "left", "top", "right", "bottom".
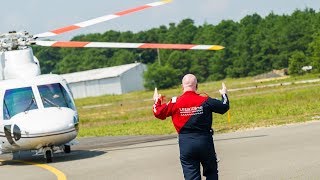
{"left": 0, "top": 0, "right": 224, "bottom": 163}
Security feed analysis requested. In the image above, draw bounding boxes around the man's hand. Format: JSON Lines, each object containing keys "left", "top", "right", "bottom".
{"left": 153, "top": 88, "right": 159, "bottom": 102}
{"left": 153, "top": 88, "right": 166, "bottom": 104}
{"left": 153, "top": 88, "right": 163, "bottom": 102}
{"left": 219, "top": 83, "right": 227, "bottom": 95}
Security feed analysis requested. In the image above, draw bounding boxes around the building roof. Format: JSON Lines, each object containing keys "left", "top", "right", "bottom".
{"left": 60, "top": 62, "right": 143, "bottom": 83}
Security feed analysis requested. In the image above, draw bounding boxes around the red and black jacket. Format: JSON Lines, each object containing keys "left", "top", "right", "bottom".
{"left": 153, "top": 91, "right": 229, "bottom": 134}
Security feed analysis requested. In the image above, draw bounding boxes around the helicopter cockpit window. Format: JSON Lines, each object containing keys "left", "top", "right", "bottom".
{"left": 3, "top": 87, "right": 38, "bottom": 120}
{"left": 38, "top": 83, "right": 75, "bottom": 110}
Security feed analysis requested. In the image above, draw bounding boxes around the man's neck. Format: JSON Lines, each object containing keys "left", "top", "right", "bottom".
{"left": 183, "top": 89, "right": 196, "bottom": 93}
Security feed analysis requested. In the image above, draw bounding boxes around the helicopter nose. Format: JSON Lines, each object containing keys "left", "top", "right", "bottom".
{"left": 15, "top": 108, "right": 76, "bottom": 135}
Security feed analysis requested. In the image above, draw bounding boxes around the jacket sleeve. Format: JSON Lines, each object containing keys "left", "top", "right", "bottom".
{"left": 153, "top": 97, "right": 175, "bottom": 120}
{"left": 207, "top": 93, "right": 230, "bottom": 114}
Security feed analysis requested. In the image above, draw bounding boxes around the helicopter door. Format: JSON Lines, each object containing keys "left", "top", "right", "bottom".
{"left": 3, "top": 87, "right": 38, "bottom": 120}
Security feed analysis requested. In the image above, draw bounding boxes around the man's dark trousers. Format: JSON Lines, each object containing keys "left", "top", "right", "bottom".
{"left": 179, "top": 133, "right": 218, "bottom": 180}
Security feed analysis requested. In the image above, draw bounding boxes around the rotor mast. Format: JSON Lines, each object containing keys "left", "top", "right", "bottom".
{"left": 0, "top": 31, "right": 40, "bottom": 80}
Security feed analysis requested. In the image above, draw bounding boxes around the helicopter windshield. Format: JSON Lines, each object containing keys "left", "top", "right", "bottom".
{"left": 3, "top": 87, "right": 38, "bottom": 120}
{"left": 38, "top": 83, "right": 75, "bottom": 110}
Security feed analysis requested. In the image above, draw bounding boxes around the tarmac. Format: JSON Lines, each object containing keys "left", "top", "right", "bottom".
{"left": 1, "top": 121, "right": 320, "bottom": 180}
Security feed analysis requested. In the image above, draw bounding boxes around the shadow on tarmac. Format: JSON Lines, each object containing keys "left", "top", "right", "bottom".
{"left": 102, "top": 134, "right": 268, "bottom": 152}
{"left": 1, "top": 149, "right": 105, "bottom": 165}
{"left": 215, "top": 134, "right": 267, "bottom": 142}
{"left": 0, "top": 134, "right": 266, "bottom": 166}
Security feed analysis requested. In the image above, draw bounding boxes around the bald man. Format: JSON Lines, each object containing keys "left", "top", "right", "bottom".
{"left": 153, "top": 74, "right": 229, "bottom": 180}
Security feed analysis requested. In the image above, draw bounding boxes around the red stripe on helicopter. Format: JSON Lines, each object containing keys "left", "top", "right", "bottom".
{"left": 139, "top": 43, "right": 196, "bottom": 50}
{"left": 52, "top": 41, "right": 90, "bottom": 47}
{"left": 115, "top": 5, "right": 151, "bottom": 16}
{"left": 51, "top": 25, "right": 81, "bottom": 35}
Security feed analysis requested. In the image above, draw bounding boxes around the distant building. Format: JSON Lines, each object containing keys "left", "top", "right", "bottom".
{"left": 61, "top": 63, "right": 146, "bottom": 99}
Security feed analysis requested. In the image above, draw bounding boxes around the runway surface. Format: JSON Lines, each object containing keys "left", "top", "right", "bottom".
{"left": 1, "top": 120, "right": 320, "bottom": 180}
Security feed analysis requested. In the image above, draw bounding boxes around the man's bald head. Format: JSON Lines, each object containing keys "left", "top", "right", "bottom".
{"left": 182, "top": 74, "right": 198, "bottom": 92}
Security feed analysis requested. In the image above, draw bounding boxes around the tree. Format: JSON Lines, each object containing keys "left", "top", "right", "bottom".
{"left": 33, "top": 46, "right": 61, "bottom": 74}
{"left": 166, "top": 51, "right": 191, "bottom": 76}
{"left": 307, "top": 32, "right": 320, "bottom": 73}
{"left": 288, "top": 51, "right": 308, "bottom": 75}
{"left": 108, "top": 50, "right": 136, "bottom": 66}
{"left": 31, "top": 8, "right": 320, "bottom": 89}
{"left": 144, "top": 63, "right": 181, "bottom": 90}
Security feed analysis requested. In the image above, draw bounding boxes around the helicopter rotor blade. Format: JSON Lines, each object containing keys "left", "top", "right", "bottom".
{"left": 34, "top": 41, "right": 225, "bottom": 50}
{"left": 34, "top": 0, "right": 172, "bottom": 38}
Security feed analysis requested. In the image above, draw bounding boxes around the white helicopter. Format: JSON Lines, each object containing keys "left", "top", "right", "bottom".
{"left": 0, "top": 0, "right": 224, "bottom": 163}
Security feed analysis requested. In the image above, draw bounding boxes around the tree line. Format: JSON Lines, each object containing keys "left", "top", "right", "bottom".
{"left": 33, "top": 8, "right": 320, "bottom": 89}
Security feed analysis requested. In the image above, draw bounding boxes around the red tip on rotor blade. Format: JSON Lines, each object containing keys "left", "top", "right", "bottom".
{"left": 51, "top": 25, "right": 81, "bottom": 35}
{"left": 139, "top": 43, "right": 195, "bottom": 50}
{"left": 115, "top": 5, "right": 150, "bottom": 16}
{"left": 52, "top": 41, "right": 90, "bottom": 47}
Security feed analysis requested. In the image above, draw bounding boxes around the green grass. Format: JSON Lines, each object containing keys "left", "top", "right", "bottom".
{"left": 75, "top": 74, "right": 320, "bottom": 137}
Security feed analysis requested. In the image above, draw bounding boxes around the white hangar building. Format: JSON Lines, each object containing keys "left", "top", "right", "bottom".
{"left": 61, "top": 63, "right": 146, "bottom": 99}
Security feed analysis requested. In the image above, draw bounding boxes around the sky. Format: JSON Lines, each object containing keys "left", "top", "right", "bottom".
{"left": 1, "top": 0, "right": 320, "bottom": 40}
